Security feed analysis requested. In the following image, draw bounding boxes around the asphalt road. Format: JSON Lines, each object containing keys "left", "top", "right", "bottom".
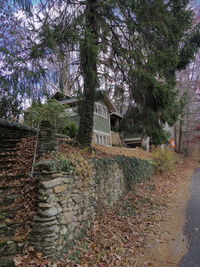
{"left": 179, "top": 168, "right": 200, "bottom": 267}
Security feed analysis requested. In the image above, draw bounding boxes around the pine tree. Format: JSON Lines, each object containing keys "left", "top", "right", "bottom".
{"left": 119, "top": 0, "right": 200, "bottom": 145}
{"left": 3, "top": 0, "right": 200, "bottom": 146}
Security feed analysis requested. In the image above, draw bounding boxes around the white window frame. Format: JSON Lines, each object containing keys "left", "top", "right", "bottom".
{"left": 94, "top": 102, "right": 108, "bottom": 119}
{"left": 93, "top": 130, "right": 111, "bottom": 146}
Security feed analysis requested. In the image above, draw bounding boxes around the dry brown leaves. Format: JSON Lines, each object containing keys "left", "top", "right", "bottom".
{"left": 0, "top": 137, "right": 38, "bottom": 239}
{"left": 56, "top": 139, "right": 152, "bottom": 160}
{"left": 0, "top": 137, "right": 36, "bottom": 177}
{"left": 14, "top": 154, "right": 198, "bottom": 266}
{"left": 61, "top": 156, "right": 197, "bottom": 267}
{"left": 93, "top": 144, "right": 153, "bottom": 159}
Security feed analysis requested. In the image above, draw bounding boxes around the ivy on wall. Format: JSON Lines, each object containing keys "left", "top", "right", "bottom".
{"left": 92, "top": 156, "right": 154, "bottom": 191}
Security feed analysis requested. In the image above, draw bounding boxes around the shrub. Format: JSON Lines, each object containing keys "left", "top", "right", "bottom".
{"left": 24, "top": 99, "right": 71, "bottom": 134}
{"left": 152, "top": 148, "right": 175, "bottom": 173}
{"left": 54, "top": 152, "right": 92, "bottom": 180}
{"left": 62, "top": 121, "right": 78, "bottom": 138}
{"left": 151, "top": 129, "right": 171, "bottom": 146}
{"left": 55, "top": 153, "right": 74, "bottom": 172}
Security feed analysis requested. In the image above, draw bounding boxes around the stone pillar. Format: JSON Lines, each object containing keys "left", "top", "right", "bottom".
{"left": 30, "top": 161, "right": 74, "bottom": 257}
{"left": 30, "top": 161, "right": 62, "bottom": 257}
{"left": 38, "top": 121, "right": 58, "bottom": 156}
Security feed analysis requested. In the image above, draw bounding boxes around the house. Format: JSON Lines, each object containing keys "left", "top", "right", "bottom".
{"left": 51, "top": 91, "right": 122, "bottom": 146}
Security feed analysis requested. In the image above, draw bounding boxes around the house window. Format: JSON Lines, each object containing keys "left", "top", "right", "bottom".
{"left": 94, "top": 103, "right": 108, "bottom": 118}
{"left": 100, "top": 135, "right": 103, "bottom": 144}
{"left": 103, "top": 136, "right": 106, "bottom": 145}
{"left": 94, "top": 133, "right": 110, "bottom": 146}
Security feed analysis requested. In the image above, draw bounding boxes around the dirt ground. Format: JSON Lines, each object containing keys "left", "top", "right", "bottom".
{"left": 93, "top": 144, "right": 153, "bottom": 159}
{"left": 61, "top": 155, "right": 199, "bottom": 267}
{"left": 138, "top": 159, "right": 199, "bottom": 267}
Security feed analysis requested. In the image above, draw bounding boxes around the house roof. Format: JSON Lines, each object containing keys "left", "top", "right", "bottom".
{"left": 51, "top": 91, "right": 71, "bottom": 100}
{"left": 54, "top": 91, "right": 122, "bottom": 116}
{"left": 110, "top": 111, "right": 123, "bottom": 119}
{"left": 103, "top": 95, "right": 118, "bottom": 113}
{"left": 58, "top": 98, "right": 78, "bottom": 105}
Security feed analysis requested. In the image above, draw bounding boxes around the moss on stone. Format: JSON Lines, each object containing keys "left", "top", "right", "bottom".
{"left": 92, "top": 156, "right": 154, "bottom": 191}
{"left": 0, "top": 239, "right": 7, "bottom": 248}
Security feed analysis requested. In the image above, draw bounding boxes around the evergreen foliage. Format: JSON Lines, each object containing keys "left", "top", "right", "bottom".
{"left": 118, "top": 0, "right": 199, "bottom": 144}
{"left": 1, "top": 0, "right": 200, "bottom": 146}
{"left": 24, "top": 99, "right": 75, "bottom": 135}
{"left": 152, "top": 148, "right": 175, "bottom": 173}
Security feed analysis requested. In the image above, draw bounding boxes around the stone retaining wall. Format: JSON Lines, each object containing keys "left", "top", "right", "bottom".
{"left": 0, "top": 119, "right": 154, "bottom": 265}
{"left": 30, "top": 157, "right": 154, "bottom": 257}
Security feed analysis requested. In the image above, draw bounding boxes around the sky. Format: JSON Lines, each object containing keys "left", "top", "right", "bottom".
{"left": 32, "top": 0, "right": 40, "bottom": 3}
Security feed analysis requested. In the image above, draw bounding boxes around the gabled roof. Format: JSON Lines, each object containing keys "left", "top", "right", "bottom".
{"left": 58, "top": 98, "right": 78, "bottom": 105}
{"left": 103, "top": 95, "right": 118, "bottom": 113}
{"left": 54, "top": 92, "right": 122, "bottom": 117}
{"left": 51, "top": 91, "right": 71, "bottom": 100}
{"left": 110, "top": 111, "right": 123, "bottom": 119}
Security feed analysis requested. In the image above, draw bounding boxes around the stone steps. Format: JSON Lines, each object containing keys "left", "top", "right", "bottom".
{"left": 0, "top": 143, "right": 18, "bottom": 149}
{"left": 0, "top": 154, "right": 18, "bottom": 159}
{"left": 0, "top": 174, "right": 25, "bottom": 180}
{"left": 0, "top": 147, "right": 18, "bottom": 154}
{"left": 0, "top": 121, "right": 37, "bottom": 264}
{"left": 0, "top": 160, "right": 16, "bottom": 165}
{"left": 0, "top": 255, "right": 16, "bottom": 267}
{"left": 0, "top": 139, "right": 19, "bottom": 172}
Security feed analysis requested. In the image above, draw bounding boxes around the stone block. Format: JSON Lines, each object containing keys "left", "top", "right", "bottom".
{"left": 56, "top": 245, "right": 62, "bottom": 251}
{"left": 51, "top": 173, "right": 62, "bottom": 178}
{"left": 53, "top": 184, "right": 68, "bottom": 194}
{"left": 33, "top": 216, "right": 56, "bottom": 222}
{"left": 60, "top": 227, "right": 67, "bottom": 235}
{"left": 77, "top": 215, "right": 83, "bottom": 222}
{"left": 38, "top": 202, "right": 54, "bottom": 208}
{"left": 75, "top": 181, "right": 83, "bottom": 189}
{"left": 68, "top": 234, "right": 74, "bottom": 240}
{"left": 41, "top": 178, "right": 63, "bottom": 189}
{"left": 0, "top": 256, "right": 15, "bottom": 267}
{"left": 33, "top": 225, "right": 59, "bottom": 234}
{"left": 72, "top": 194, "right": 83, "bottom": 204}
{"left": 44, "top": 236, "right": 58, "bottom": 242}
{"left": 62, "top": 176, "right": 73, "bottom": 184}
{"left": 39, "top": 220, "right": 57, "bottom": 227}
{"left": 60, "top": 198, "right": 69, "bottom": 204}
{"left": 61, "top": 211, "right": 74, "bottom": 224}
{"left": 62, "top": 206, "right": 72, "bottom": 212}
{"left": 73, "top": 205, "right": 80, "bottom": 211}
{"left": 38, "top": 206, "right": 61, "bottom": 217}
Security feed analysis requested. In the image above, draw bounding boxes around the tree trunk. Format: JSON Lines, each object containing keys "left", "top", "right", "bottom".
{"left": 77, "top": 0, "right": 98, "bottom": 147}
{"left": 178, "top": 119, "right": 182, "bottom": 153}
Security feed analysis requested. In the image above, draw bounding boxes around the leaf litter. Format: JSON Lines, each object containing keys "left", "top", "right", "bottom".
{"left": 12, "top": 144, "right": 198, "bottom": 266}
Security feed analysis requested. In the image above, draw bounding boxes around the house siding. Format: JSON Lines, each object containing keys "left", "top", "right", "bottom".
{"left": 93, "top": 114, "right": 110, "bottom": 133}
{"left": 62, "top": 100, "right": 113, "bottom": 145}
{"left": 68, "top": 114, "right": 110, "bottom": 135}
